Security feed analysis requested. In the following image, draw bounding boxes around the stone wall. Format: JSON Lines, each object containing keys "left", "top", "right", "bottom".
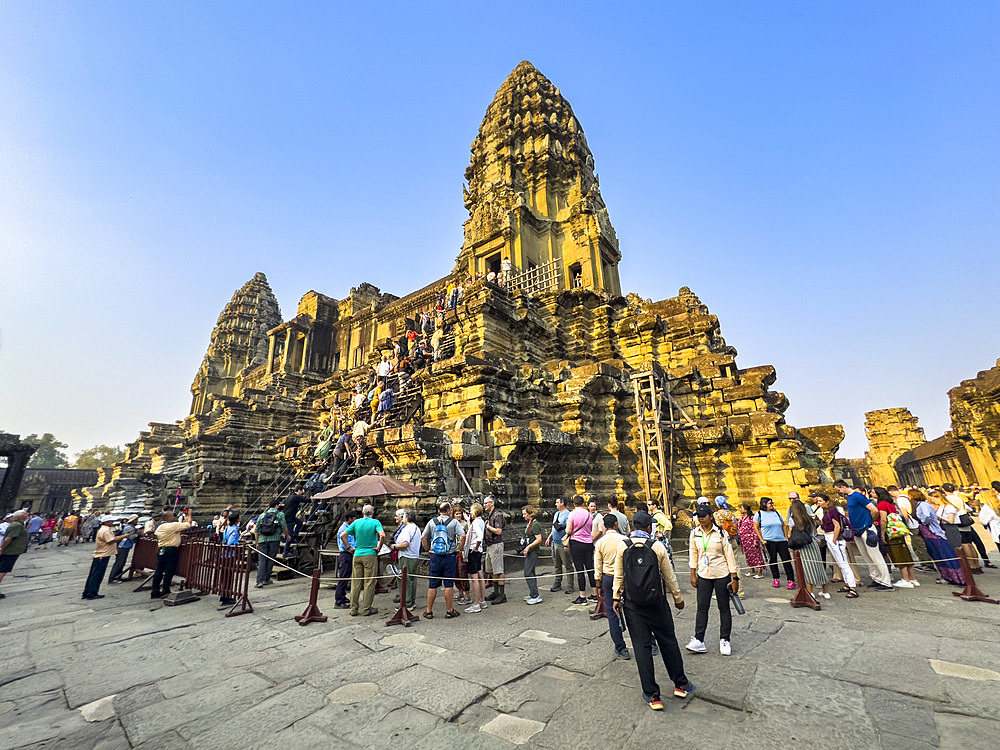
{"left": 949, "top": 358, "right": 1000, "bottom": 484}
{"left": 863, "top": 408, "right": 926, "bottom": 487}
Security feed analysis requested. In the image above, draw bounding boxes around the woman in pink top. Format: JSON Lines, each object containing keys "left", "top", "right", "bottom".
{"left": 564, "top": 495, "right": 598, "bottom": 604}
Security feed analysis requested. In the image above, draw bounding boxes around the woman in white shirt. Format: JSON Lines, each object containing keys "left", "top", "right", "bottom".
{"left": 977, "top": 489, "right": 1000, "bottom": 545}
{"left": 464, "top": 503, "right": 487, "bottom": 613}
{"left": 930, "top": 490, "right": 976, "bottom": 567}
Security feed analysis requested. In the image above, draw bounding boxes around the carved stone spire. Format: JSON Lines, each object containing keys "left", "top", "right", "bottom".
{"left": 190, "top": 272, "right": 282, "bottom": 415}
{"left": 455, "top": 61, "right": 621, "bottom": 295}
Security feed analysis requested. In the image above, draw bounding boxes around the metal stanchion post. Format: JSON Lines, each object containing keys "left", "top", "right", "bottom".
{"left": 590, "top": 583, "right": 607, "bottom": 620}
{"left": 295, "top": 569, "right": 329, "bottom": 625}
{"left": 953, "top": 548, "right": 999, "bottom": 604}
{"left": 789, "top": 550, "right": 820, "bottom": 611}
{"left": 385, "top": 566, "right": 420, "bottom": 627}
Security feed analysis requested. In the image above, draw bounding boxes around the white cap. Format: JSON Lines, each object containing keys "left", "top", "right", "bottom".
{"left": 696, "top": 496, "right": 710, "bottom": 505}
{"left": 100, "top": 515, "right": 119, "bottom": 523}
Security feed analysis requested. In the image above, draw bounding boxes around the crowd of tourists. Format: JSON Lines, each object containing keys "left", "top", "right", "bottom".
{"left": 2, "top": 474, "right": 998, "bottom": 712}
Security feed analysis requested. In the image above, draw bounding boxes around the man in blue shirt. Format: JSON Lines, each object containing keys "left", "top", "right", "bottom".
{"left": 26, "top": 514, "right": 44, "bottom": 546}
{"left": 334, "top": 509, "right": 359, "bottom": 609}
{"left": 107, "top": 515, "right": 139, "bottom": 583}
{"left": 834, "top": 480, "right": 892, "bottom": 590}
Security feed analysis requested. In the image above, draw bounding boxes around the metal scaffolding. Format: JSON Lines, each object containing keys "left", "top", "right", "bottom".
{"left": 631, "top": 361, "right": 696, "bottom": 513}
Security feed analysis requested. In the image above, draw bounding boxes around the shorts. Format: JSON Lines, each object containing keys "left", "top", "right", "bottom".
{"left": 0, "top": 554, "right": 19, "bottom": 573}
{"left": 466, "top": 551, "right": 482, "bottom": 575}
{"left": 484, "top": 543, "right": 504, "bottom": 575}
{"left": 428, "top": 553, "right": 457, "bottom": 589}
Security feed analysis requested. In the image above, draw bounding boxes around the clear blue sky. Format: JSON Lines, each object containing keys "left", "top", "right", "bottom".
{"left": 1, "top": 2, "right": 997, "bottom": 461}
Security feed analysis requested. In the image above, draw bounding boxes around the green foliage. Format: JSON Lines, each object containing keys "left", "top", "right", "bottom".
{"left": 23, "top": 433, "right": 70, "bottom": 468}
{"left": 74, "top": 444, "right": 127, "bottom": 470}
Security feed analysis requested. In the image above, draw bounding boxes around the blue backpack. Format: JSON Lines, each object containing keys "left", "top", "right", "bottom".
{"left": 430, "top": 516, "right": 451, "bottom": 555}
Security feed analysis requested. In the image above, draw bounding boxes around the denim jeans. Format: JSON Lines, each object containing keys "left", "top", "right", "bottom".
{"left": 601, "top": 575, "right": 626, "bottom": 650}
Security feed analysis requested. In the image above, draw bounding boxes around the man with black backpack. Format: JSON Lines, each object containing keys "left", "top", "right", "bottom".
{"left": 612, "top": 510, "right": 694, "bottom": 711}
{"left": 421, "top": 502, "right": 465, "bottom": 619}
{"left": 254, "top": 499, "right": 288, "bottom": 588}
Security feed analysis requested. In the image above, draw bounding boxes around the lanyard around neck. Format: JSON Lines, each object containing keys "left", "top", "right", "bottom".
{"left": 700, "top": 527, "right": 713, "bottom": 554}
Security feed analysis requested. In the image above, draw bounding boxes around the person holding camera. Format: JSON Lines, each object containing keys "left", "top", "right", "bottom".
{"left": 545, "top": 497, "right": 571, "bottom": 592}
{"left": 150, "top": 509, "right": 192, "bottom": 599}
{"left": 520, "top": 506, "right": 543, "bottom": 605}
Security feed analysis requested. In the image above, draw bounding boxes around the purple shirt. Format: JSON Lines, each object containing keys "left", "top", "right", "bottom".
{"left": 566, "top": 508, "right": 593, "bottom": 544}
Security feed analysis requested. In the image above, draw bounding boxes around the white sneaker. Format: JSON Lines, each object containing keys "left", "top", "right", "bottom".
{"left": 821, "top": 592, "right": 831, "bottom": 599}
{"left": 686, "top": 637, "right": 708, "bottom": 653}
{"left": 911, "top": 580, "right": 920, "bottom": 587}
{"left": 893, "top": 580, "right": 914, "bottom": 589}
{"left": 465, "top": 604, "right": 481, "bottom": 613}
{"left": 719, "top": 639, "right": 731, "bottom": 656}
{"left": 524, "top": 595, "right": 532, "bottom": 601}
{"left": 526, "top": 595, "right": 543, "bottom": 605}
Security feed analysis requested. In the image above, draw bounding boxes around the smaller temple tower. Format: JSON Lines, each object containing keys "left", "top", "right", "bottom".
{"left": 456, "top": 61, "right": 622, "bottom": 295}
{"left": 863, "top": 408, "right": 926, "bottom": 487}
{"left": 190, "top": 272, "right": 282, "bottom": 414}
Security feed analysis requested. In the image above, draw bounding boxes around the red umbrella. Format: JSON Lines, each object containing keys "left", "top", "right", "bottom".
{"left": 311, "top": 469, "right": 428, "bottom": 500}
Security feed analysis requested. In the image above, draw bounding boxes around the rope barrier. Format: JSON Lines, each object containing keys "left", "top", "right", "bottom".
{"left": 247, "top": 534, "right": 975, "bottom": 586}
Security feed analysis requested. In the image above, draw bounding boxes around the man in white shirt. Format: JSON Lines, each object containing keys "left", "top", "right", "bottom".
{"left": 376, "top": 356, "right": 391, "bottom": 387}
{"left": 391, "top": 510, "right": 421, "bottom": 610}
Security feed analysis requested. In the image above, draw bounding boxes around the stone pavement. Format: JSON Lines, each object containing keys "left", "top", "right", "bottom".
{"left": 2, "top": 545, "right": 999, "bottom": 750}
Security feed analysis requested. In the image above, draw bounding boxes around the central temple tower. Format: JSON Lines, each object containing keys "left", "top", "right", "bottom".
{"left": 456, "top": 61, "right": 622, "bottom": 295}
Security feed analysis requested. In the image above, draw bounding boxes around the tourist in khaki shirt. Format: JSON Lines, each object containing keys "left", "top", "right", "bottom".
{"left": 155, "top": 515, "right": 191, "bottom": 548}
{"left": 82, "top": 516, "right": 127, "bottom": 600}
{"left": 151, "top": 510, "right": 192, "bottom": 599}
{"left": 686, "top": 505, "right": 739, "bottom": 656}
{"left": 593, "top": 517, "right": 629, "bottom": 659}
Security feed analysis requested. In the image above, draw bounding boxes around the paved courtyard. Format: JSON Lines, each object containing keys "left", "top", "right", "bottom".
{"left": 2, "top": 544, "right": 999, "bottom": 750}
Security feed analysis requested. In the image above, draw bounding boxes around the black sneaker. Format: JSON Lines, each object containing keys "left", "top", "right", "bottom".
{"left": 492, "top": 595, "right": 507, "bottom": 605}
{"left": 588, "top": 595, "right": 598, "bottom": 602}
{"left": 872, "top": 583, "right": 894, "bottom": 591}
{"left": 486, "top": 591, "right": 498, "bottom": 601}
{"left": 866, "top": 581, "right": 879, "bottom": 588}
{"left": 571, "top": 596, "right": 587, "bottom": 605}
{"left": 549, "top": 584, "right": 562, "bottom": 592}
{"left": 615, "top": 647, "right": 631, "bottom": 660}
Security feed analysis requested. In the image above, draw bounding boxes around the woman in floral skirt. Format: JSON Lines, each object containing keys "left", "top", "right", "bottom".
{"left": 737, "top": 503, "right": 764, "bottom": 578}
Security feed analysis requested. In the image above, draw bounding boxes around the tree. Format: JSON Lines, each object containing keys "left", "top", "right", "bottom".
{"left": 23, "top": 433, "right": 70, "bottom": 469}
{"left": 74, "top": 444, "right": 127, "bottom": 470}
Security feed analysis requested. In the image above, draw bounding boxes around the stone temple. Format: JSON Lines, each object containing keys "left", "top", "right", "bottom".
{"left": 76, "top": 62, "right": 847, "bottom": 519}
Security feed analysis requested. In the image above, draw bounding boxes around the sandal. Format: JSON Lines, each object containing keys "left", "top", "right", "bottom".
{"left": 445, "top": 609, "right": 461, "bottom": 618}
{"left": 837, "top": 586, "right": 851, "bottom": 593}
{"left": 424, "top": 611, "right": 434, "bottom": 619}
{"left": 845, "top": 589, "right": 859, "bottom": 599}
